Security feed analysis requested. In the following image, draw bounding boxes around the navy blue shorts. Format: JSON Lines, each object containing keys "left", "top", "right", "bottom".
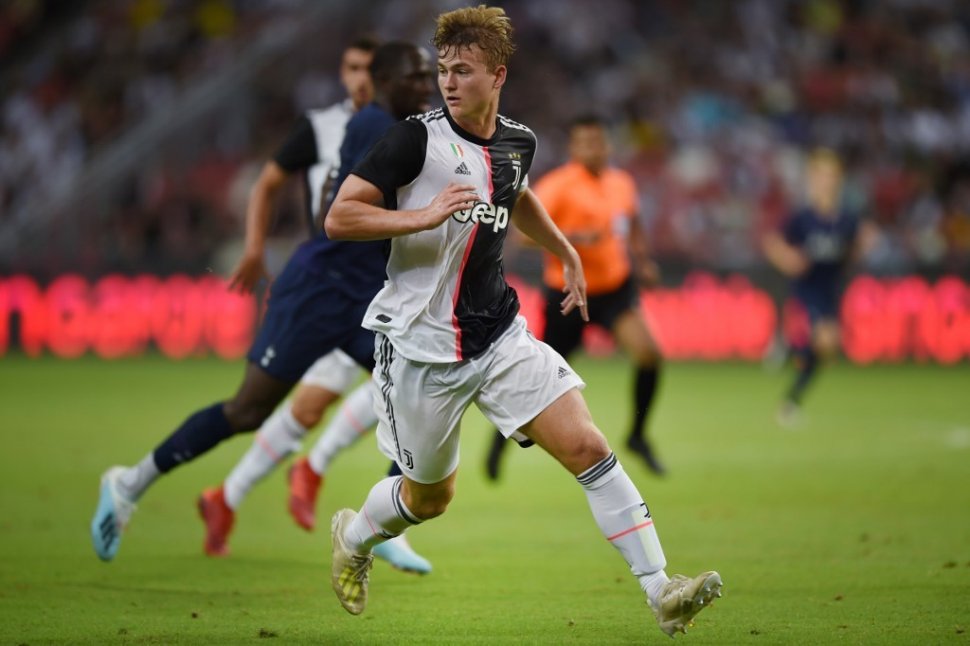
{"left": 792, "top": 289, "right": 839, "bottom": 324}
{"left": 247, "top": 260, "right": 377, "bottom": 383}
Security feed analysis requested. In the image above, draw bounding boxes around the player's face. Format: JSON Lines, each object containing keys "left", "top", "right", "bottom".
{"left": 569, "top": 125, "right": 610, "bottom": 174}
{"left": 807, "top": 158, "right": 843, "bottom": 216}
{"left": 437, "top": 44, "right": 505, "bottom": 125}
{"left": 388, "top": 48, "right": 434, "bottom": 119}
{"left": 340, "top": 47, "right": 374, "bottom": 109}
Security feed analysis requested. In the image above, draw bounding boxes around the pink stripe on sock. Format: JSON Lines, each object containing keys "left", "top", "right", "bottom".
{"left": 606, "top": 520, "right": 653, "bottom": 542}
{"left": 362, "top": 508, "right": 378, "bottom": 535}
{"left": 255, "top": 436, "right": 281, "bottom": 463}
{"left": 343, "top": 407, "right": 367, "bottom": 434}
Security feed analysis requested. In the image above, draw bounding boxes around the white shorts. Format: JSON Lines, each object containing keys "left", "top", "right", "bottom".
{"left": 372, "top": 316, "right": 585, "bottom": 484}
{"left": 299, "top": 349, "right": 364, "bottom": 394}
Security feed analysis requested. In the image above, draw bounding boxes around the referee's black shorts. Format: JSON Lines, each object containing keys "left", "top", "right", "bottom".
{"left": 542, "top": 275, "right": 640, "bottom": 358}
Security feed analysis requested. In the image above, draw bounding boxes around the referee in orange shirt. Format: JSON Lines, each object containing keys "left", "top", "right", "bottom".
{"left": 485, "top": 115, "right": 666, "bottom": 478}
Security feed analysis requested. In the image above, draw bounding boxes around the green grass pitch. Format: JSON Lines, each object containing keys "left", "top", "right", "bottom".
{"left": 0, "top": 355, "right": 968, "bottom": 644}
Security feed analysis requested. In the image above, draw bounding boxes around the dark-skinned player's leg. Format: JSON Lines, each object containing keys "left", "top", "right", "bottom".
{"left": 91, "top": 360, "right": 294, "bottom": 561}
{"left": 163, "top": 361, "right": 293, "bottom": 471}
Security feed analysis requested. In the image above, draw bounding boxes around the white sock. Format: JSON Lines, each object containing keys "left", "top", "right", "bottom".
{"left": 344, "top": 476, "right": 422, "bottom": 553}
{"left": 117, "top": 453, "right": 160, "bottom": 501}
{"left": 577, "top": 452, "right": 670, "bottom": 605}
{"left": 223, "top": 406, "right": 306, "bottom": 510}
{"left": 307, "top": 381, "right": 377, "bottom": 475}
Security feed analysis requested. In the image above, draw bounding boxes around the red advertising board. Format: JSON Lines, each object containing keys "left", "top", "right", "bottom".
{"left": 0, "top": 274, "right": 967, "bottom": 362}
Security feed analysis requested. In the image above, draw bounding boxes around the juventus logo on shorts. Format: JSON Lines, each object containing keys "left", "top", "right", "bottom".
{"left": 403, "top": 449, "right": 414, "bottom": 470}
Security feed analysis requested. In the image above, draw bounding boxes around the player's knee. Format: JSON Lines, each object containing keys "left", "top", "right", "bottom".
{"left": 290, "top": 400, "right": 324, "bottom": 429}
{"left": 814, "top": 334, "right": 840, "bottom": 360}
{"left": 815, "top": 343, "right": 836, "bottom": 361}
{"left": 403, "top": 483, "right": 455, "bottom": 520}
{"left": 223, "top": 400, "right": 274, "bottom": 433}
{"left": 634, "top": 346, "right": 663, "bottom": 368}
{"left": 290, "top": 387, "right": 339, "bottom": 429}
{"left": 565, "top": 425, "right": 611, "bottom": 474}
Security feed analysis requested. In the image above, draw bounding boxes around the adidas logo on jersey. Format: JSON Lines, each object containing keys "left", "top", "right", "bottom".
{"left": 453, "top": 201, "right": 509, "bottom": 233}
{"left": 557, "top": 366, "right": 569, "bottom": 379}
{"left": 454, "top": 161, "right": 471, "bottom": 176}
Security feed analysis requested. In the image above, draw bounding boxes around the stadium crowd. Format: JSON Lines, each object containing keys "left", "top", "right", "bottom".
{"left": 2, "top": 0, "right": 969, "bottom": 277}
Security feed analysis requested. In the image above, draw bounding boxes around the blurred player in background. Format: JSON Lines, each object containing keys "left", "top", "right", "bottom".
{"left": 200, "top": 41, "right": 436, "bottom": 572}
{"left": 763, "top": 148, "right": 874, "bottom": 426}
{"left": 324, "top": 6, "right": 721, "bottom": 636}
{"left": 484, "top": 115, "right": 666, "bottom": 480}
{"left": 89, "top": 39, "right": 429, "bottom": 572}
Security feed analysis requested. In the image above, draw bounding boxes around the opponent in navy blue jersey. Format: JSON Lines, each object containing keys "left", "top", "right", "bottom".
{"left": 89, "top": 40, "right": 433, "bottom": 566}
{"left": 763, "top": 148, "right": 874, "bottom": 425}
{"left": 324, "top": 7, "right": 722, "bottom": 635}
{"left": 203, "top": 42, "right": 433, "bottom": 574}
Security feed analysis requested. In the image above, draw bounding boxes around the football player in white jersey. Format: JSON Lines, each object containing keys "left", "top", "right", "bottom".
{"left": 323, "top": 6, "right": 722, "bottom": 637}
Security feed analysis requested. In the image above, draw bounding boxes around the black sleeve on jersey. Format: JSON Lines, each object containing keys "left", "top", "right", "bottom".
{"left": 521, "top": 131, "right": 538, "bottom": 177}
{"left": 273, "top": 116, "right": 318, "bottom": 173}
{"left": 351, "top": 120, "right": 427, "bottom": 204}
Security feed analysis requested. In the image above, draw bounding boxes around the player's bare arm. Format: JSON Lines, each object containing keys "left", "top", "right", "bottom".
{"left": 762, "top": 231, "right": 809, "bottom": 277}
{"left": 512, "top": 188, "right": 589, "bottom": 321}
{"left": 229, "top": 160, "right": 289, "bottom": 293}
{"left": 325, "top": 175, "right": 479, "bottom": 241}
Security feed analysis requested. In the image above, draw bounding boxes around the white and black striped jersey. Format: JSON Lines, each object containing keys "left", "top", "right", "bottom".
{"left": 352, "top": 108, "right": 536, "bottom": 363}
{"left": 273, "top": 99, "right": 354, "bottom": 232}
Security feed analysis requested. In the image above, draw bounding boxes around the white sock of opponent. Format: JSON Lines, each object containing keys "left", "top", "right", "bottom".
{"left": 307, "top": 381, "right": 377, "bottom": 475}
{"left": 223, "top": 406, "right": 305, "bottom": 510}
{"left": 343, "top": 476, "right": 422, "bottom": 553}
{"left": 578, "top": 452, "right": 670, "bottom": 605}
{"left": 116, "top": 453, "right": 160, "bottom": 501}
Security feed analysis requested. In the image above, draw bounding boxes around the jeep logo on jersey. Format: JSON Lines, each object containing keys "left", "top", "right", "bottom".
{"left": 453, "top": 202, "right": 509, "bottom": 233}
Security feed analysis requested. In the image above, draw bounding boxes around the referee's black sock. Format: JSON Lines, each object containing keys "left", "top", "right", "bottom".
{"left": 627, "top": 366, "right": 665, "bottom": 475}
{"left": 629, "top": 365, "right": 659, "bottom": 441}
{"left": 153, "top": 402, "right": 235, "bottom": 473}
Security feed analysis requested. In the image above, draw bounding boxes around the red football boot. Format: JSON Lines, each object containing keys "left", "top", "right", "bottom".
{"left": 197, "top": 486, "right": 235, "bottom": 557}
{"left": 288, "top": 457, "right": 323, "bottom": 531}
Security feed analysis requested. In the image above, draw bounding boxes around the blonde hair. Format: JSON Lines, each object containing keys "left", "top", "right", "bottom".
{"left": 808, "top": 147, "right": 843, "bottom": 171}
{"left": 432, "top": 5, "right": 515, "bottom": 71}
